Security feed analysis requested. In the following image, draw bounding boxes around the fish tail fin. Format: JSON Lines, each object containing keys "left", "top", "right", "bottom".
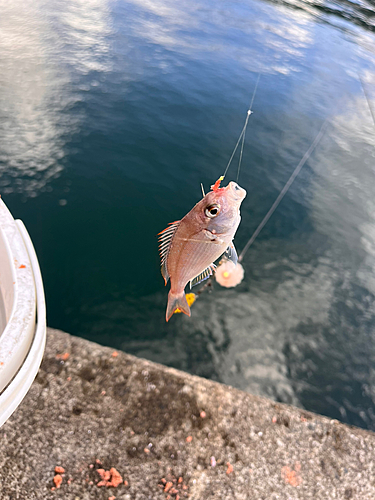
{"left": 166, "top": 290, "right": 191, "bottom": 322}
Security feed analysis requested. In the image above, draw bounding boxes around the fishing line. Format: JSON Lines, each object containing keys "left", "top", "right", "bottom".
{"left": 236, "top": 110, "right": 251, "bottom": 183}
{"left": 359, "top": 75, "right": 375, "bottom": 129}
{"left": 238, "top": 118, "right": 329, "bottom": 263}
{"left": 222, "top": 73, "right": 260, "bottom": 180}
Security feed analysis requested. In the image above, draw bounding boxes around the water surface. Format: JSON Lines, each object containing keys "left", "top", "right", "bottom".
{"left": 1, "top": 0, "right": 375, "bottom": 430}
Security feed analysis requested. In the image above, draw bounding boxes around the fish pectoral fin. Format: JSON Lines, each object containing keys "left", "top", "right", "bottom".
{"left": 190, "top": 263, "right": 216, "bottom": 288}
{"left": 158, "top": 220, "right": 181, "bottom": 283}
{"left": 202, "top": 229, "right": 224, "bottom": 244}
{"left": 224, "top": 242, "right": 238, "bottom": 265}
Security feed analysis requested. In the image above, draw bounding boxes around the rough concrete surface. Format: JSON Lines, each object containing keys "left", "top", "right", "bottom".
{"left": 0, "top": 328, "right": 374, "bottom": 499}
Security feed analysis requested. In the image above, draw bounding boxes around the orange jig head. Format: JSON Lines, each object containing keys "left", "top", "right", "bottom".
{"left": 210, "top": 176, "right": 224, "bottom": 192}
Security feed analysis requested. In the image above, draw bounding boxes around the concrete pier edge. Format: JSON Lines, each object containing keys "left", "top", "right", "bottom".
{"left": 0, "top": 327, "right": 374, "bottom": 499}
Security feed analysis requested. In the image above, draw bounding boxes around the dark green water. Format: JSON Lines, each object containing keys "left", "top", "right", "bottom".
{"left": 1, "top": 0, "right": 375, "bottom": 430}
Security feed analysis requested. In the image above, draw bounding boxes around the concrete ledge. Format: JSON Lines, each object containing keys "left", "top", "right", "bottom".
{"left": 0, "top": 328, "right": 374, "bottom": 499}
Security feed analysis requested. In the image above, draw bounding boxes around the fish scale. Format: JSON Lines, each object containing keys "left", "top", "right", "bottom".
{"left": 172, "top": 236, "right": 223, "bottom": 287}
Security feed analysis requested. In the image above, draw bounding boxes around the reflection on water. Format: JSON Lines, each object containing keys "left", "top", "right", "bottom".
{"left": 270, "top": 0, "right": 375, "bottom": 35}
{"left": 0, "top": 0, "right": 112, "bottom": 197}
{"left": 0, "top": 1, "right": 65, "bottom": 197}
{"left": 1, "top": 0, "right": 375, "bottom": 430}
{"left": 57, "top": 0, "right": 112, "bottom": 75}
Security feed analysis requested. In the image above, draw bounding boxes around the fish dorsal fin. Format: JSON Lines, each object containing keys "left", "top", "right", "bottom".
{"left": 224, "top": 242, "right": 238, "bottom": 265}
{"left": 190, "top": 263, "right": 216, "bottom": 289}
{"left": 158, "top": 220, "right": 180, "bottom": 284}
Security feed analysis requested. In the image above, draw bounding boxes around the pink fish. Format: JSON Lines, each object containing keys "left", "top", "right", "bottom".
{"left": 159, "top": 178, "right": 247, "bottom": 321}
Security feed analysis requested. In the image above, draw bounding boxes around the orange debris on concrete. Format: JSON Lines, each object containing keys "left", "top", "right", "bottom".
{"left": 281, "top": 464, "right": 302, "bottom": 487}
{"left": 164, "top": 481, "right": 173, "bottom": 492}
{"left": 53, "top": 474, "right": 63, "bottom": 489}
{"left": 56, "top": 352, "right": 70, "bottom": 360}
{"left": 96, "top": 467, "right": 123, "bottom": 488}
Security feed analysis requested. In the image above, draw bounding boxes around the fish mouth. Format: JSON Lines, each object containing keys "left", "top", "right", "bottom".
{"left": 228, "top": 181, "right": 247, "bottom": 200}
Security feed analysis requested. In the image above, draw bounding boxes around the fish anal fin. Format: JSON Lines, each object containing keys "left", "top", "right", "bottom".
{"left": 224, "top": 242, "right": 238, "bottom": 265}
{"left": 190, "top": 263, "right": 216, "bottom": 288}
{"left": 158, "top": 220, "right": 181, "bottom": 283}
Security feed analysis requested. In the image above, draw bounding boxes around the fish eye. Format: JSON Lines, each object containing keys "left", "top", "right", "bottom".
{"left": 205, "top": 204, "right": 220, "bottom": 218}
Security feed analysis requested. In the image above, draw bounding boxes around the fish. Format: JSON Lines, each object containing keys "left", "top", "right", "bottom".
{"left": 158, "top": 177, "right": 247, "bottom": 321}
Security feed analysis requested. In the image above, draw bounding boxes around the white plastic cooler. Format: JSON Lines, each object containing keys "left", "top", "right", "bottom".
{"left": 0, "top": 199, "right": 46, "bottom": 428}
